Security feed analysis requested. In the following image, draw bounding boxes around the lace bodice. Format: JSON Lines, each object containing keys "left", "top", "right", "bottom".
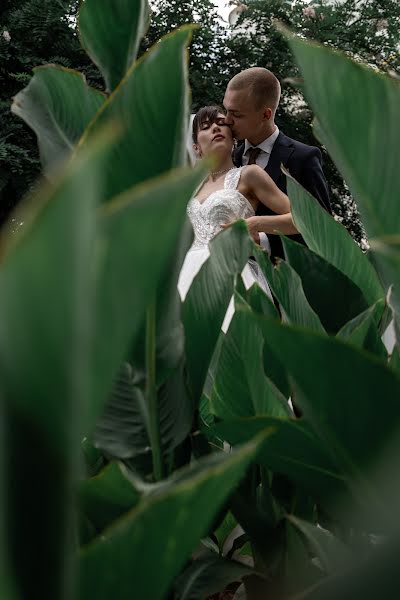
{"left": 187, "top": 167, "right": 254, "bottom": 249}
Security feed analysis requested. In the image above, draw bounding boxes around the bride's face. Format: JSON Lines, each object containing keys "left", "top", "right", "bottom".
{"left": 195, "top": 113, "right": 233, "bottom": 158}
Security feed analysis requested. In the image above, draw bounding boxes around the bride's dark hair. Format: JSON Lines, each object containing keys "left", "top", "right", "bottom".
{"left": 192, "top": 105, "right": 226, "bottom": 144}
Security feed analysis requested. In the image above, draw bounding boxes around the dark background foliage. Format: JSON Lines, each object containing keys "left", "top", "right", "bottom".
{"left": 1, "top": 0, "right": 399, "bottom": 241}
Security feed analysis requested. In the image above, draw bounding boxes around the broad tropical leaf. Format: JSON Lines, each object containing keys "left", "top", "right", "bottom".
{"left": 255, "top": 248, "right": 325, "bottom": 332}
{"left": 336, "top": 300, "right": 387, "bottom": 358}
{"left": 280, "top": 26, "right": 400, "bottom": 239}
{"left": 209, "top": 305, "right": 291, "bottom": 420}
{"left": 286, "top": 515, "right": 351, "bottom": 574}
{"left": 174, "top": 553, "right": 252, "bottom": 600}
{"left": 11, "top": 66, "right": 105, "bottom": 175}
{"left": 90, "top": 164, "right": 206, "bottom": 426}
{"left": 258, "top": 317, "right": 400, "bottom": 529}
{"left": 211, "top": 416, "right": 346, "bottom": 507}
{"left": 78, "top": 0, "right": 151, "bottom": 92}
{"left": 78, "top": 436, "right": 270, "bottom": 600}
{"left": 81, "top": 27, "right": 194, "bottom": 202}
{"left": 183, "top": 220, "right": 253, "bottom": 401}
{"left": 0, "top": 131, "right": 110, "bottom": 600}
{"left": 285, "top": 176, "right": 383, "bottom": 306}
{"left": 80, "top": 462, "right": 140, "bottom": 533}
{"left": 282, "top": 236, "right": 368, "bottom": 333}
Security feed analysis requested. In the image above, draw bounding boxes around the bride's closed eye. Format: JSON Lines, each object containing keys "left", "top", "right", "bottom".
{"left": 200, "top": 118, "right": 228, "bottom": 130}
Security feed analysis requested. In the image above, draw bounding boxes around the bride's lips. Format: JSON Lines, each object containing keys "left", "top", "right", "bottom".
{"left": 212, "top": 134, "right": 225, "bottom": 141}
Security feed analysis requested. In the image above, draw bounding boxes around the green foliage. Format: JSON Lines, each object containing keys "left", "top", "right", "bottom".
{"left": 5, "top": 1, "right": 400, "bottom": 600}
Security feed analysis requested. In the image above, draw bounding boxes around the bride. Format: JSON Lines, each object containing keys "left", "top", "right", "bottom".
{"left": 178, "top": 105, "right": 297, "bottom": 330}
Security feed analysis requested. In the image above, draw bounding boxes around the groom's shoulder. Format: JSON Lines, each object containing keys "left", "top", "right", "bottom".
{"left": 279, "top": 131, "right": 321, "bottom": 158}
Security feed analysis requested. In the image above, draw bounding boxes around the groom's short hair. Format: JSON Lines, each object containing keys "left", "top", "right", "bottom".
{"left": 228, "top": 67, "right": 281, "bottom": 114}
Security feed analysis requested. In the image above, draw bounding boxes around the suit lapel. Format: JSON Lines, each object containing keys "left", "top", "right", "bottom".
{"left": 266, "top": 132, "right": 295, "bottom": 182}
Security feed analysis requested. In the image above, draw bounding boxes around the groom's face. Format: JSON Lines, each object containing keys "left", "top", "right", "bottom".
{"left": 223, "top": 87, "right": 265, "bottom": 142}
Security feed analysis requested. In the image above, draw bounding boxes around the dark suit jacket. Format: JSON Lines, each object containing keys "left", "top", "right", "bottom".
{"left": 234, "top": 131, "right": 331, "bottom": 260}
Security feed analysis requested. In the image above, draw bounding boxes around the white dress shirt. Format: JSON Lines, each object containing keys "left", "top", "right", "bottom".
{"left": 242, "top": 127, "right": 280, "bottom": 169}
{"left": 242, "top": 128, "right": 280, "bottom": 252}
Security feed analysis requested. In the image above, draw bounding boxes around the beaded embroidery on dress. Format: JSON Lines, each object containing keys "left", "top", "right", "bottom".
{"left": 178, "top": 167, "right": 272, "bottom": 331}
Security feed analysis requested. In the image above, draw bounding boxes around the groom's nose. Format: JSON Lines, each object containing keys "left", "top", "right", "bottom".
{"left": 225, "top": 113, "right": 233, "bottom": 125}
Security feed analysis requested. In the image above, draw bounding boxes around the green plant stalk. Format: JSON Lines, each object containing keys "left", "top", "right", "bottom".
{"left": 146, "top": 300, "right": 164, "bottom": 481}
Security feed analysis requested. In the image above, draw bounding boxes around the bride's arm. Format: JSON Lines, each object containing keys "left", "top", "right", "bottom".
{"left": 242, "top": 165, "right": 298, "bottom": 236}
{"left": 243, "top": 164, "right": 291, "bottom": 214}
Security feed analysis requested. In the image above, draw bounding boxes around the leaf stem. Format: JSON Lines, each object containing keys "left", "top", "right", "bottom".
{"left": 146, "top": 300, "right": 164, "bottom": 481}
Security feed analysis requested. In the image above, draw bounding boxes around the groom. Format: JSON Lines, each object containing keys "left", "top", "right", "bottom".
{"left": 223, "top": 67, "right": 331, "bottom": 260}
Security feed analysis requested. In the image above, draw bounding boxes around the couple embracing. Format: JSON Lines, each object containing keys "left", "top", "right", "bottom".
{"left": 178, "top": 67, "right": 331, "bottom": 330}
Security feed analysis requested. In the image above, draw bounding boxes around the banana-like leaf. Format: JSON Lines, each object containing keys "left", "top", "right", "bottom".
{"left": 90, "top": 164, "right": 206, "bottom": 427}
{"left": 257, "top": 317, "right": 400, "bottom": 529}
{"left": 280, "top": 26, "right": 400, "bottom": 239}
{"left": 174, "top": 552, "right": 252, "bottom": 600}
{"left": 286, "top": 515, "right": 351, "bottom": 574}
{"left": 0, "top": 130, "right": 111, "bottom": 600}
{"left": 183, "top": 221, "right": 253, "bottom": 401}
{"left": 337, "top": 300, "right": 387, "bottom": 358}
{"left": 80, "top": 462, "right": 140, "bottom": 534}
{"left": 129, "top": 218, "right": 194, "bottom": 387}
{"left": 282, "top": 236, "right": 368, "bottom": 333}
{"left": 255, "top": 248, "right": 325, "bottom": 332}
{"left": 81, "top": 27, "right": 193, "bottom": 203}
{"left": 297, "top": 537, "right": 400, "bottom": 600}
{"left": 211, "top": 416, "right": 346, "bottom": 507}
{"left": 370, "top": 240, "right": 400, "bottom": 348}
{"left": 78, "top": 0, "right": 151, "bottom": 93}
{"left": 93, "top": 362, "right": 150, "bottom": 462}
{"left": 209, "top": 306, "right": 291, "bottom": 420}
{"left": 285, "top": 176, "right": 383, "bottom": 307}
{"left": 93, "top": 358, "right": 193, "bottom": 479}
{"left": 78, "top": 435, "right": 269, "bottom": 600}
{"left": 11, "top": 66, "right": 105, "bottom": 175}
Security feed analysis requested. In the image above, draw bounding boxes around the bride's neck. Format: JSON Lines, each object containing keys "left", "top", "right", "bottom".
{"left": 209, "top": 156, "right": 235, "bottom": 179}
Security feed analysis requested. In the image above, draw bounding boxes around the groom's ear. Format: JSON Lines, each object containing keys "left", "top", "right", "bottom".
{"left": 262, "top": 107, "right": 273, "bottom": 121}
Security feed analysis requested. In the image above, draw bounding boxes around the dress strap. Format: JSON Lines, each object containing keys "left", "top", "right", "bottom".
{"left": 224, "top": 167, "right": 243, "bottom": 190}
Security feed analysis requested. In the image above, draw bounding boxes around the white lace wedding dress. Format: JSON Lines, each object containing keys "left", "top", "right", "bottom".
{"left": 178, "top": 167, "right": 272, "bottom": 332}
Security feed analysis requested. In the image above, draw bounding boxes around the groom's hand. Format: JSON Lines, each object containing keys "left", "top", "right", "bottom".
{"left": 221, "top": 218, "right": 261, "bottom": 245}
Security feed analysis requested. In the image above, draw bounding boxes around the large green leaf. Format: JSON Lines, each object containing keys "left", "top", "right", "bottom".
{"left": 183, "top": 221, "right": 253, "bottom": 401}
{"left": 78, "top": 436, "right": 268, "bottom": 600}
{"left": 370, "top": 239, "right": 400, "bottom": 348}
{"left": 285, "top": 176, "right": 383, "bottom": 306}
{"left": 90, "top": 164, "right": 206, "bottom": 427}
{"left": 80, "top": 462, "right": 140, "bottom": 534}
{"left": 286, "top": 516, "right": 351, "bottom": 574}
{"left": 255, "top": 248, "right": 325, "bottom": 332}
{"left": 81, "top": 27, "right": 193, "bottom": 203}
{"left": 281, "top": 26, "right": 400, "bottom": 239}
{"left": 11, "top": 66, "right": 105, "bottom": 175}
{"left": 79, "top": 0, "right": 151, "bottom": 93}
{"left": 258, "top": 317, "right": 400, "bottom": 528}
{"left": 93, "top": 359, "right": 193, "bottom": 478}
{"left": 282, "top": 236, "right": 369, "bottom": 333}
{"left": 336, "top": 300, "right": 387, "bottom": 359}
{"left": 174, "top": 553, "right": 252, "bottom": 600}
{"left": 209, "top": 305, "right": 291, "bottom": 420}
{"left": 297, "top": 537, "right": 400, "bottom": 600}
{"left": 0, "top": 131, "right": 109, "bottom": 600}
{"left": 211, "top": 416, "right": 346, "bottom": 507}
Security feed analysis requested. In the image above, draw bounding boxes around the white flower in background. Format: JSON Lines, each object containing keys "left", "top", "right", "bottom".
{"left": 376, "top": 19, "right": 388, "bottom": 32}
{"left": 302, "top": 6, "right": 316, "bottom": 18}
{"left": 3, "top": 30, "right": 11, "bottom": 42}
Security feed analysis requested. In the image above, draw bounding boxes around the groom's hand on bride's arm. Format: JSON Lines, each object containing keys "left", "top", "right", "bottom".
{"left": 246, "top": 214, "right": 298, "bottom": 237}
{"left": 221, "top": 220, "right": 261, "bottom": 245}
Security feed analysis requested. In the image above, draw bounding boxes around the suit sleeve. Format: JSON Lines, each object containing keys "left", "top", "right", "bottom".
{"left": 294, "top": 147, "right": 332, "bottom": 214}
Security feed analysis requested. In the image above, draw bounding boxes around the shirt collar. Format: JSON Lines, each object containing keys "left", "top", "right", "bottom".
{"left": 244, "top": 127, "right": 280, "bottom": 155}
